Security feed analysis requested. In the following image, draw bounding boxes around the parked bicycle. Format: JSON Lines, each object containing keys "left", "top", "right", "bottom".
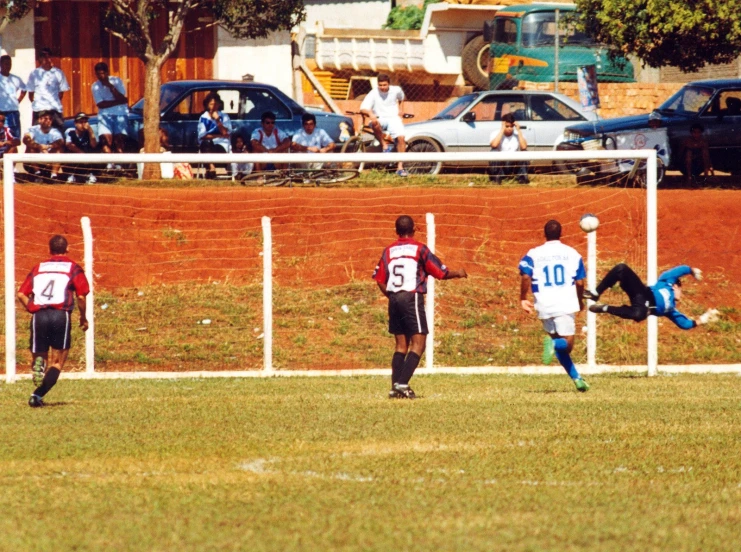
{"left": 240, "top": 162, "right": 359, "bottom": 187}
{"left": 340, "top": 112, "right": 441, "bottom": 175}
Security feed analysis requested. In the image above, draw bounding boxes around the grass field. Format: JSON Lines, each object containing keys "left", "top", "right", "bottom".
{"left": 2, "top": 374, "right": 740, "bottom": 551}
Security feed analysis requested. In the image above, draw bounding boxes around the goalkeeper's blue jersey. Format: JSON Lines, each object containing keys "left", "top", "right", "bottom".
{"left": 649, "top": 265, "right": 696, "bottom": 330}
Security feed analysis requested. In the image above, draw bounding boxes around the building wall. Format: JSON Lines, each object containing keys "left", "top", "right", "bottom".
{"left": 303, "top": 0, "right": 391, "bottom": 31}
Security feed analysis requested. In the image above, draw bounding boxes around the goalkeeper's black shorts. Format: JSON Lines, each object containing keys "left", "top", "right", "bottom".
{"left": 387, "top": 291, "right": 428, "bottom": 336}
{"left": 30, "top": 309, "right": 72, "bottom": 353}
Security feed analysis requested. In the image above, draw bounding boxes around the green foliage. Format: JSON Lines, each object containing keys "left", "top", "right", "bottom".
{"left": 384, "top": 0, "right": 440, "bottom": 31}
{"left": 574, "top": 0, "right": 741, "bottom": 71}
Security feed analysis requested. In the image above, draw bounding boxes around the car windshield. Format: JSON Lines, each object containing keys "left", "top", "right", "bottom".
{"left": 432, "top": 94, "right": 478, "bottom": 120}
{"left": 521, "top": 12, "right": 595, "bottom": 47}
{"left": 658, "top": 85, "right": 714, "bottom": 115}
{"left": 130, "top": 83, "right": 185, "bottom": 114}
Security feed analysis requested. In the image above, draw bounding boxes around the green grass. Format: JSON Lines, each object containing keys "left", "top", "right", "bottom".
{"left": 1, "top": 374, "right": 740, "bottom": 551}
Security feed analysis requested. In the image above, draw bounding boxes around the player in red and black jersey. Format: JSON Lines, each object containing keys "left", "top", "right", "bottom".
{"left": 18, "top": 235, "right": 90, "bottom": 407}
{"left": 373, "top": 215, "right": 467, "bottom": 399}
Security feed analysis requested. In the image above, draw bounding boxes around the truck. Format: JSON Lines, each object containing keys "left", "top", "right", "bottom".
{"left": 484, "top": 4, "right": 635, "bottom": 90}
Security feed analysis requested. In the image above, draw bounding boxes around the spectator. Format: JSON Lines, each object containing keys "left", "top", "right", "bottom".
{"left": 250, "top": 111, "right": 290, "bottom": 172}
{"left": 231, "top": 134, "right": 253, "bottom": 180}
{"left": 22, "top": 110, "right": 64, "bottom": 180}
{"left": 291, "top": 112, "right": 335, "bottom": 169}
{"left": 198, "top": 91, "right": 233, "bottom": 179}
{"left": 64, "top": 112, "right": 98, "bottom": 184}
{"left": 92, "top": 62, "right": 129, "bottom": 166}
{"left": 359, "top": 73, "right": 408, "bottom": 176}
{"left": 0, "top": 54, "right": 27, "bottom": 140}
{"left": 27, "top": 48, "right": 69, "bottom": 130}
{"left": 488, "top": 112, "right": 529, "bottom": 184}
{"left": 0, "top": 112, "right": 20, "bottom": 156}
{"left": 680, "top": 123, "right": 714, "bottom": 186}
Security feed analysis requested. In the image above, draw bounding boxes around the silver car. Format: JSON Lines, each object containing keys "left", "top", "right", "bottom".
{"left": 404, "top": 90, "right": 598, "bottom": 174}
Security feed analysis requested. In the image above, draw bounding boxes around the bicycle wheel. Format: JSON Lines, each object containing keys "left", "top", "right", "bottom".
{"left": 312, "top": 163, "right": 360, "bottom": 184}
{"left": 406, "top": 137, "right": 442, "bottom": 175}
{"left": 340, "top": 136, "right": 366, "bottom": 173}
{"left": 240, "top": 170, "right": 289, "bottom": 187}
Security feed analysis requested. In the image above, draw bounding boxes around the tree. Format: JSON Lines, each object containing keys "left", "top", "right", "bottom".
{"left": 574, "top": 0, "right": 741, "bottom": 72}
{"left": 103, "top": 0, "right": 305, "bottom": 158}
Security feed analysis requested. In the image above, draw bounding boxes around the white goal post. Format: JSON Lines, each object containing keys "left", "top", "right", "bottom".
{"left": 3, "top": 149, "right": 661, "bottom": 381}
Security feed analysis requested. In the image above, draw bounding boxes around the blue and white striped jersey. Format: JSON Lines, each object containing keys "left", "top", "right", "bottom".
{"left": 519, "top": 240, "right": 586, "bottom": 318}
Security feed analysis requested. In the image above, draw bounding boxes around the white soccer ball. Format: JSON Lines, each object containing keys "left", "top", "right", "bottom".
{"left": 579, "top": 213, "right": 600, "bottom": 233}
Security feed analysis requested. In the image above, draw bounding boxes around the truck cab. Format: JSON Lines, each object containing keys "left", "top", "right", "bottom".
{"left": 484, "top": 4, "right": 634, "bottom": 90}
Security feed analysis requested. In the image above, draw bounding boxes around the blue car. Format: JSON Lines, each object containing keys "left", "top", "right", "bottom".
{"left": 65, "top": 80, "right": 354, "bottom": 153}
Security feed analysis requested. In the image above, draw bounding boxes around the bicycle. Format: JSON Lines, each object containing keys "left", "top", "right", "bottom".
{"left": 239, "top": 161, "right": 359, "bottom": 187}
{"left": 340, "top": 112, "right": 442, "bottom": 175}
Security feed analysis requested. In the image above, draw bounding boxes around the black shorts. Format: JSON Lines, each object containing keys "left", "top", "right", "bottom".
{"left": 388, "top": 291, "right": 428, "bottom": 336}
{"left": 30, "top": 309, "right": 71, "bottom": 353}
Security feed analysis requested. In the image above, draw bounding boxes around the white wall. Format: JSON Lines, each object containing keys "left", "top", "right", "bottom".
{"left": 304, "top": 0, "right": 391, "bottom": 30}
{"left": 214, "top": 28, "right": 294, "bottom": 97}
{"left": 0, "top": 13, "right": 37, "bottom": 139}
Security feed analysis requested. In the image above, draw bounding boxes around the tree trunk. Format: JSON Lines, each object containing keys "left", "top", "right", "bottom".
{"left": 142, "top": 58, "right": 162, "bottom": 179}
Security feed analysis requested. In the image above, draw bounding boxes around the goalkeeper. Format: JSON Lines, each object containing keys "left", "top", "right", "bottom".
{"left": 585, "top": 263, "right": 717, "bottom": 328}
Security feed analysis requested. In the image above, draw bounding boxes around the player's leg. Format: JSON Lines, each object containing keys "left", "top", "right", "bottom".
{"left": 387, "top": 294, "right": 409, "bottom": 397}
{"left": 588, "top": 263, "right": 643, "bottom": 300}
{"left": 544, "top": 316, "right": 589, "bottom": 392}
{"left": 30, "top": 311, "right": 71, "bottom": 405}
{"left": 393, "top": 292, "right": 427, "bottom": 398}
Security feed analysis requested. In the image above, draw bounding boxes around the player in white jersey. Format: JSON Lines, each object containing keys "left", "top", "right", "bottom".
{"left": 360, "top": 74, "right": 409, "bottom": 176}
{"left": 519, "top": 220, "right": 590, "bottom": 392}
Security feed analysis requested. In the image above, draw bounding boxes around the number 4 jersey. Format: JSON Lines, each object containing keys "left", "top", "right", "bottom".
{"left": 373, "top": 238, "right": 448, "bottom": 294}
{"left": 519, "top": 240, "right": 585, "bottom": 318}
{"left": 19, "top": 255, "right": 90, "bottom": 313}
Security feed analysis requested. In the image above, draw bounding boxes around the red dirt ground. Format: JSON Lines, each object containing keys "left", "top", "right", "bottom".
{"left": 8, "top": 185, "right": 741, "bottom": 309}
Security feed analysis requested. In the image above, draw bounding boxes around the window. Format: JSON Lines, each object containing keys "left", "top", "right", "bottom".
{"left": 470, "top": 95, "right": 527, "bottom": 122}
{"left": 530, "top": 96, "right": 584, "bottom": 121}
{"left": 493, "top": 18, "right": 517, "bottom": 45}
{"left": 240, "top": 89, "right": 291, "bottom": 120}
{"left": 703, "top": 91, "right": 741, "bottom": 117}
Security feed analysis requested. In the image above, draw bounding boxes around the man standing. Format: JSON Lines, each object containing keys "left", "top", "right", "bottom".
{"left": 92, "top": 62, "right": 129, "bottom": 163}
{"left": 373, "top": 215, "right": 467, "bottom": 399}
{"left": 585, "top": 263, "right": 717, "bottom": 329}
{"left": 27, "top": 48, "right": 69, "bottom": 130}
{"left": 18, "top": 235, "right": 90, "bottom": 408}
{"left": 360, "top": 74, "right": 408, "bottom": 177}
{"left": 489, "top": 113, "right": 529, "bottom": 184}
{"left": 0, "top": 54, "right": 27, "bottom": 140}
{"left": 519, "top": 220, "right": 590, "bottom": 392}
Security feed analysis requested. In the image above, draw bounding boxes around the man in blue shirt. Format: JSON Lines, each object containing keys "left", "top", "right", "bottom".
{"left": 585, "top": 263, "right": 716, "bottom": 329}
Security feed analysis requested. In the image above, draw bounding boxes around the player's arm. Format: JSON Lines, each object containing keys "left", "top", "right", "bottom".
{"left": 658, "top": 265, "right": 693, "bottom": 285}
{"left": 77, "top": 295, "right": 89, "bottom": 331}
{"left": 274, "top": 133, "right": 291, "bottom": 153}
{"left": 665, "top": 309, "right": 696, "bottom": 330}
{"left": 443, "top": 268, "right": 467, "bottom": 280}
{"left": 575, "top": 278, "right": 585, "bottom": 311}
{"left": 17, "top": 291, "right": 32, "bottom": 312}
{"left": 520, "top": 274, "right": 534, "bottom": 314}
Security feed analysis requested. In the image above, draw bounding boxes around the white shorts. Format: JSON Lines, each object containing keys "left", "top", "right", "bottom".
{"left": 379, "top": 116, "right": 405, "bottom": 139}
{"left": 98, "top": 112, "right": 129, "bottom": 136}
{"left": 540, "top": 313, "right": 576, "bottom": 337}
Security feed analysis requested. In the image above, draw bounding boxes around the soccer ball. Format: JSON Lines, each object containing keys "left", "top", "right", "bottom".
{"left": 579, "top": 213, "right": 600, "bottom": 233}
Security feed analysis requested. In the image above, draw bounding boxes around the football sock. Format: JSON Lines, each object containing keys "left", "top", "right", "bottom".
{"left": 398, "top": 352, "right": 421, "bottom": 385}
{"left": 555, "top": 349, "right": 580, "bottom": 380}
{"left": 391, "top": 352, "right": 406, "bottom": 384}
{"left": 552, "top": 338, "right": 569, "bottom": 352}
{"left": 34, "top": 366, "right": 60, "bottom": 398}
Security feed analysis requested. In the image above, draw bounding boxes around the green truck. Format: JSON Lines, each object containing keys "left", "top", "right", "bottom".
{"left": 483, "top": 4, "right": 635, "bottom": 90}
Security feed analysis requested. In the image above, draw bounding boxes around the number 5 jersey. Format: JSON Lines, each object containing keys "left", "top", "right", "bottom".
{"left": 19, "top": 255, "right": 90, "bottom": 312}
{"left": 373, "top": 237, "right": 448, "bottom": 294}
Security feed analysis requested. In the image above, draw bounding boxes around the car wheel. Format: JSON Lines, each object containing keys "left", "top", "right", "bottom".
{"left": 462, "top": 35, "right": 490, "bottom": 91}
{"left": 406, "top": 137, "right": 443, "bottom": 175}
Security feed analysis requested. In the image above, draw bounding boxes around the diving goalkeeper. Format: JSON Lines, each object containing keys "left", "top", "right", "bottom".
{"left": 584, "top": 263, "right": 718, "bottom": 329}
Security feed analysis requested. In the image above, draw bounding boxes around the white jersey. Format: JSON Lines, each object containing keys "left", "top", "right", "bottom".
{"left": 92, "top": 76, "right": 129, "bottom": 116}
{"left": 360, "top": 85, "right": 404, "bottom": 119}
{"left": 0, "top": 73, "right": 26, "bottom": 111}
{"left": 251, "top": 127, "right": 288, "bottom": 150}
{"left": 490, "top": 131, "right": 522, "bottom": 152}
{"left": 27, "top": 66, "right": 69, "bottom": 112}
{"left": 25, "top": 125, "right": 63, "bottom": 145}
{"left": 292, "top": 128, "right": 333, "bottom": 150}
{"left": 519, "top": 240, "right": 586, "bottom": 318}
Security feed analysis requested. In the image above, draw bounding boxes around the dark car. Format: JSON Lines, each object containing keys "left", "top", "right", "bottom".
{"left": 558, "top": 78, "right": 741, "bottom": 174}
{"left": 65, "top": 80, "right": 354, "bottom": 153}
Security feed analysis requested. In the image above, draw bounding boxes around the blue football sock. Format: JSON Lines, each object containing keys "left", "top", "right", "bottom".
{"left": 555, "top": 349, "right": 580, "bottom": 380}
{"left": 552, "top": 338, "right": 569, "bottom": 352}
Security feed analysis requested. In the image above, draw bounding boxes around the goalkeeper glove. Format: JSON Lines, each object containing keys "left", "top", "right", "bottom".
{"left": 691, "top": 267, "right": 703, "bottom": 281}
{"left": 697, "top": 308, "right": 719, "bottom": 325}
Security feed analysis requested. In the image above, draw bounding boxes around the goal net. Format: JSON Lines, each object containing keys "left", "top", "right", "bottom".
{"left": 4, "top": 148, "right": 710, "bottom": 383}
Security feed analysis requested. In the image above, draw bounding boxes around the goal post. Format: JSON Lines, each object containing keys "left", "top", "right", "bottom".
{"left": 3, "top": 148, "right": 663, "bottom": 380}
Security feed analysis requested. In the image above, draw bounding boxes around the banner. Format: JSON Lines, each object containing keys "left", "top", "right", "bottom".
{"left": 577, "top": 65, "right": 600, "bottom": 111}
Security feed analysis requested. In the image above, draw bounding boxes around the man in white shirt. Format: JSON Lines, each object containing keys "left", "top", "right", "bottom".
{"left": 250, "top": 111, "right": 290, "bottom": 172}
{"left": 359, "top": 74, "right": 408, "bottom": 177}
{"left": 489, "top": 112, "right": 529, "bottom": 184}
{"left": 291, "top": 112, "right": 335, "bottom": 155}
{"left": 92, "top": 62, "right": 129, "bottom": 157}
{"left": 519, "top": 219, "right": 589, "bottom": 392}
{"left": 0, "top": 55, "right": 27, "bottom": 140}
{"left": 22, "top": 111, "right": 65, "bottom": 181}
{"left": 27, "top": 48, "right": 69, "bottom": 130}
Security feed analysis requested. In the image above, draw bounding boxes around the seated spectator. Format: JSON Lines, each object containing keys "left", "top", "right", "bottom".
{"left": 488, "top": 112, "right": 529, "bottom": 184}
{"left": 22, "top": 110, "right": 64, "bottom": 181}
{"left": 291, "top": 112, "right": 335, "bottom": 170}
{"left": 250, "top": 111, "right": 290, "bottom": 172}
{"left": 230, "top": 134, "right": 253, "bottom": 180}
{"left": 0, "top": 112, "right": 21, "bottom": 156}
{"left": 681, "top": 123, "right": 714, "bottom": 185}
{"left": 198, "top": 92, "right": 232, "bottom": 179}
{"left": 64, "top": 112, "right": 98, "bottom": 184}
